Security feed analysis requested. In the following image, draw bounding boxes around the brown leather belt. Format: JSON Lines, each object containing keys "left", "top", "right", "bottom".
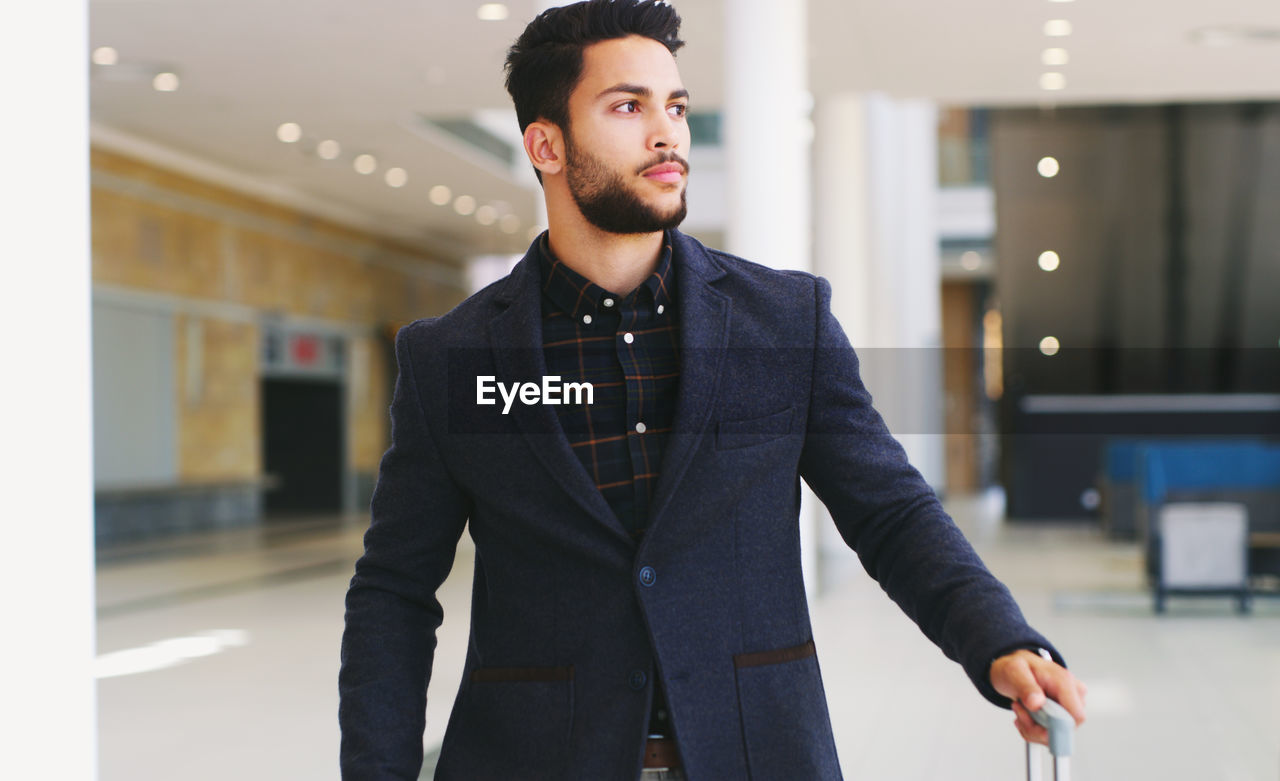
{"left": 643, "top": 737, "right": 682, "bottom": 769}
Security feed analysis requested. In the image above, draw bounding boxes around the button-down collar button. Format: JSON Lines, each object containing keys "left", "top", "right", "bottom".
{"left": 638, "top": 566, "right": 656, "bottom": 587}
{"left": 656, "top": 304, "right": 665, "bottom": 315}
{"left": 623, "top": 332, "right": 634, "bottom": 344}
{"left": 635, "top": 421, "right": 647, "bottom": 434}
{"left": 582, "top": 314, "right": 592, "bottom": 325}
{"left": 629, "top": 670, "right": 647, "bottom": 690}
{"left": 603, "top": 298, "right": 615, "bottom": 308}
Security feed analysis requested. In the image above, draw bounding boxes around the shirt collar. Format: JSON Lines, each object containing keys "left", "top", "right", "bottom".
{"left": 537, "top": 231, "right": 676, "bottom": 321}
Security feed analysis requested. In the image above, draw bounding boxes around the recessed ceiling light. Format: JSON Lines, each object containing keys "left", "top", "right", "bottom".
{"left": 316, "top": 139, "right": 341, "bottom": 159}
{"left": 1044, "top": 19, "right": 1073, "bottom": 37}
{"left": 477, "top": 4, "right": 509, "bottom": 21}
{"left": 1042, "top": 48, "right": 1069, "bottom": 66}
{"left": 1040, "top": 72, "right": 1067, "bottom": 91}
{"left": 385, "top": 167, "right": 408, "bottom": 188}
{"left": 960, "top": 251, "right": 982, "bottom": 271}
{"left": 1038, "top": 156, "right": 1060, "bottom": 178}
{"left": 276, "top": 123, "right": 302, "bottom": 143}
{"left": 429, "top": 185, "right": 452, "bottom": 206}
{"left": 500, "top": 214, "right": 521, "bottom": 234}
{"left": 475, "top": 205, "right": 498, "bottom": 226}
{"left": 1039, "top": 336, "right": 1061, "bottom": 356}
{"left": 92, "top": 47, "right": 118, "bottom": 66}
{"left": 354, "top": 154, "right": 377, "bottom": 175}
{"left": 454, "top": 195, "right": 477, "bottom": 216}
{"left": 1048, "top": 0, "right": 1076, "bottom": 4}
{"left": 152, "top": 72, "right": 180, "bottom": 92}
{"left": 1038, "top": 251, "right": 1061, "bottom": 271}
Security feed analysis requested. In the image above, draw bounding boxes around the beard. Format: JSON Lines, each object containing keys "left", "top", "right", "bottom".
{"left": 564, "top": 134, "right": 688, "bottom": 235}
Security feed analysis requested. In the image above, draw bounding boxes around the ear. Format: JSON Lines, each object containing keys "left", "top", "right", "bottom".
{"left": 523, "top": 121, "right": 564, "bottom": 177}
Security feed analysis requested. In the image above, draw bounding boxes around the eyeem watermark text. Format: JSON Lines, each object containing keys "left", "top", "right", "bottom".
{"left": 476, "top": 375, "right": 594, "bottom": 415}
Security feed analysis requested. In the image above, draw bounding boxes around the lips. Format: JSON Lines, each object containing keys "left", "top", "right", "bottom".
{"left": 642, "top": 162, "right": 686, "bottom": 184}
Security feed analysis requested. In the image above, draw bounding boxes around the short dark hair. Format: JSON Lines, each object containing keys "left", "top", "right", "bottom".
{"left": 504, "top": 0, "right": 684, "bottom": 135}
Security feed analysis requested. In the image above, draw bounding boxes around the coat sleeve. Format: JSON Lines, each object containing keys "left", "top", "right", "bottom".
{"left": 796, "top": 276, "right": 1063, "bottom": 707}
{"left": 339, "top": 321, "right": 471, "bottom": 779}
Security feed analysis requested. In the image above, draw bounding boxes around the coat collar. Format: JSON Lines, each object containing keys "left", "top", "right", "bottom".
{"left": 487, "top": 229, "right": 731, "bottom": 543}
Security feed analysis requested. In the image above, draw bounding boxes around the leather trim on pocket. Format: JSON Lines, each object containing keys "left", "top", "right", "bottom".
{"left": 470, "top": 665, "right": 574, "bottom": 683}
{"left": 733, "top": 639, "right": 816, "bottom": 669}
{"left": 715, "top": 407, "right": 794, "bottom": 450}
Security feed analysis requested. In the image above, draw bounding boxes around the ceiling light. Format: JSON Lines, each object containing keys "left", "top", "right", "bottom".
{"left": 354, "top": 154, "right": 377, "bottom": 175}
{"left": 1038, "top": 251, "right": 1061, "bottom": 271}
{"left": 1048, "top": 0, "right": 1076, "bottom": 3}
{"left": 1040, "top": 72, "right": 1067, "bottom": 91}
{"left": 477, "top": 3, "right": 509, "bottom": 21}
{"left": 429, "top": 185, "right": 452, "bottom": 206}
{"left": 500, "top": 214, "right": 521, "bottom": 234}
{"left": 1037, "top": 156, "right": 1060, "bottom": 178}
{"left": 1044, "top": 20, "right": 1073, "bottom": 37}
{"left": 454, "top": 195, "right": 477, "bottom": 216}
{"left": 960, "top": 251, "right": 982, "bottom": 271}
{"left": 1190, "top": 26, "right": 1280, "bottom": 47}
{"left": 1039, "top": 336, "right": 1061, "bottom": 356}
{"left": 1042, "top": 48, "right": 1069, "bottom": 66}
{"left": 316, "top": 139, "right": 341, "bottom": 159}
{"left": 475, "top": 205, "right": 498, "bottom": 225}
{"left": 152, "top": 72, "right": 180, "bottom": 92}
{"left": 277, "top": 122, "right": 302, "bottom": 143}
{"left": 92, "top": 47, "right": 118, "bottom": 66}
{"left": 385, "top": 167, "right": 408, "bottom": 188}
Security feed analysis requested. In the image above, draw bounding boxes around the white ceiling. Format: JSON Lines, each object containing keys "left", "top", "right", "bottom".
{"left": 88, "top": 0, "right": 1280, "bottom": 261}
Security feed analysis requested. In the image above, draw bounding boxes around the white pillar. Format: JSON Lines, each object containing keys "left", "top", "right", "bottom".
{"left": 722, "top": 0, "right": 822, "bottom": 596}
{"left": 723, "top": 0, "right": 811, "bottom": 271}
{"left": 813, "top": 93, "right": 946, "bottom": 571}
{"left": 0, "top": 1, "right": 98, "bottom": 778}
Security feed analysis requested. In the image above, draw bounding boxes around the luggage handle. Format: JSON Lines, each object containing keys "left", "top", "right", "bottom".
{"left": 1025, "top": 698, "right": 1074, "bottom": 781}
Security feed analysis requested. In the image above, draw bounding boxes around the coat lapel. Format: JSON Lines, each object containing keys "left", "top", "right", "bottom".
{"left": 486, "top": 245, "right": 632, "bottom": 546}
{"left": 648, "top": 232, "right": 731, "bottom": 526}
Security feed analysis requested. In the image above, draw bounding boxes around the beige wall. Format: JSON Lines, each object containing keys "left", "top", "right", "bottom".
{"left": 91, "top": 148, "right": 467, "bottom": 485}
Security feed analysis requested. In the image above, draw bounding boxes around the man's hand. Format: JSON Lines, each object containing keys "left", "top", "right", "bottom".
{"left": 989, "top": 649, "right": 1087, "bottom": 745}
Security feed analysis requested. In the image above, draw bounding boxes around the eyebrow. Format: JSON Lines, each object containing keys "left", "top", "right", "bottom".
{"left": 596, "top": 83, "right": 690, "bottom": 102}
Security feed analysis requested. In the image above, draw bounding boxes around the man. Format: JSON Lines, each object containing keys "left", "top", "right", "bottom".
{"left": 339, "top": 2, "right": 1086, "bottom": 779}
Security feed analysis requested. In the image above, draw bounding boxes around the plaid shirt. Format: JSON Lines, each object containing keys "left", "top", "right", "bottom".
{"left": 537, "top": 233, "right": 680, "bottom": 539}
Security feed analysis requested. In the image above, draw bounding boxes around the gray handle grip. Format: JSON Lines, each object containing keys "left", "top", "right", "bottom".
{"left": 1029, "top": 698, "right": 1074, "bottom": 758}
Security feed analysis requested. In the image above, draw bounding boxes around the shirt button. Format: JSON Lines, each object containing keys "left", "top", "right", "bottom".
{"left": 623, "top": 332, "right": 634, "bottom": 344}
{"left": 634, "top": 421, "right": 647, "bottom": 434}
{"left": 603, "top": 298, "right": 615, "bottom": 308}
{"left": 582, "top": 314, "right": 592, "bottom": 325}
{"left": 639, "top": 566, "right": 656, "bottom": 587}
{"left": 657, "top": 304, "right": 665, "bottom": 315}
{"left": 629, "top": 670, "right": 647, "bottom": 690}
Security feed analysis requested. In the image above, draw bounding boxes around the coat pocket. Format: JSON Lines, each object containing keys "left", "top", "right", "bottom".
{"left": 436, "top": 666, "right": 574, "bottom": 781}
{"left": 716, "top": 407, "right": 795, "bottom": 451}
{"left": 734, "top": 641, "right": 841, "bottom": 780}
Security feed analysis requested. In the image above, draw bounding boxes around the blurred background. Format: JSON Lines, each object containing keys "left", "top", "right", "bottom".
{"left": 5, "top": 0, "right": 1280, "bottom": 778}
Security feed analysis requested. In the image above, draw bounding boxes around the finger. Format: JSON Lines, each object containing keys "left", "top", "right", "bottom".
{"left": 1037, "top": 668, "right": 1087, "bottom": 727}
{"left": 1011, "top": 701, "right": 1047, "bottom": 745}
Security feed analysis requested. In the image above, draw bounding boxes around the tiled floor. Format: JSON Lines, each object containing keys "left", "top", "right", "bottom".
{"left": 95, "top": 495, "right": 1280, "bottom": 780}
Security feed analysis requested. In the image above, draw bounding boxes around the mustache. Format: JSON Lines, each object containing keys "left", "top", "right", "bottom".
{"left": 636, "top": 152, "right": 690, "bottom": 176}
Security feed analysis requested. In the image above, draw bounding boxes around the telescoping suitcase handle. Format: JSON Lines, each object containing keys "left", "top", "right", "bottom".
{"left": 1025, "top": 698, "right": 1074, "bottom": 781}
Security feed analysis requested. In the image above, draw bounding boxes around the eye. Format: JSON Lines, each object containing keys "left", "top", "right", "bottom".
{"left": 668, "top": 102, "right": 688, "bottom": 118}
{"left": 615, "top": 100, "right": 640, "bottom": 114}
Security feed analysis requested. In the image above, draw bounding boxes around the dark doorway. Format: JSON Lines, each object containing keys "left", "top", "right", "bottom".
{"left": 262, "top": 377, "right": 344, "bottom": 518}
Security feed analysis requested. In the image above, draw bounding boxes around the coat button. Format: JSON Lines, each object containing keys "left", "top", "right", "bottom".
{"left": 629, "top": 670, "right": 647, "bottom": 691}
{"left": 638, "top": 566, "right": 656, "bottom": 587}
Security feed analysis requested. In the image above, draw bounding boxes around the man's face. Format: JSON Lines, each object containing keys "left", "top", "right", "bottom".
{"left": 562, "top": 35, "right": 691, "bottom": 234}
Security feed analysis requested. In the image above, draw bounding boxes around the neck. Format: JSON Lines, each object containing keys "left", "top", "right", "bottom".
{"left": 544, "top": 200, "right": 664, "bottom": 296}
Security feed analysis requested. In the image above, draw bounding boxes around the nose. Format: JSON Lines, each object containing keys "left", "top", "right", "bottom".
{"left": 648, "top": 110, "right": 682, "bottom": 152}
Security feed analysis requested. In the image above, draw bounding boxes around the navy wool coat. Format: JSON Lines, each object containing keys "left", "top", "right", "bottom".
{"left": 339, "top": 230, "right": 1059, "bottom": 780}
